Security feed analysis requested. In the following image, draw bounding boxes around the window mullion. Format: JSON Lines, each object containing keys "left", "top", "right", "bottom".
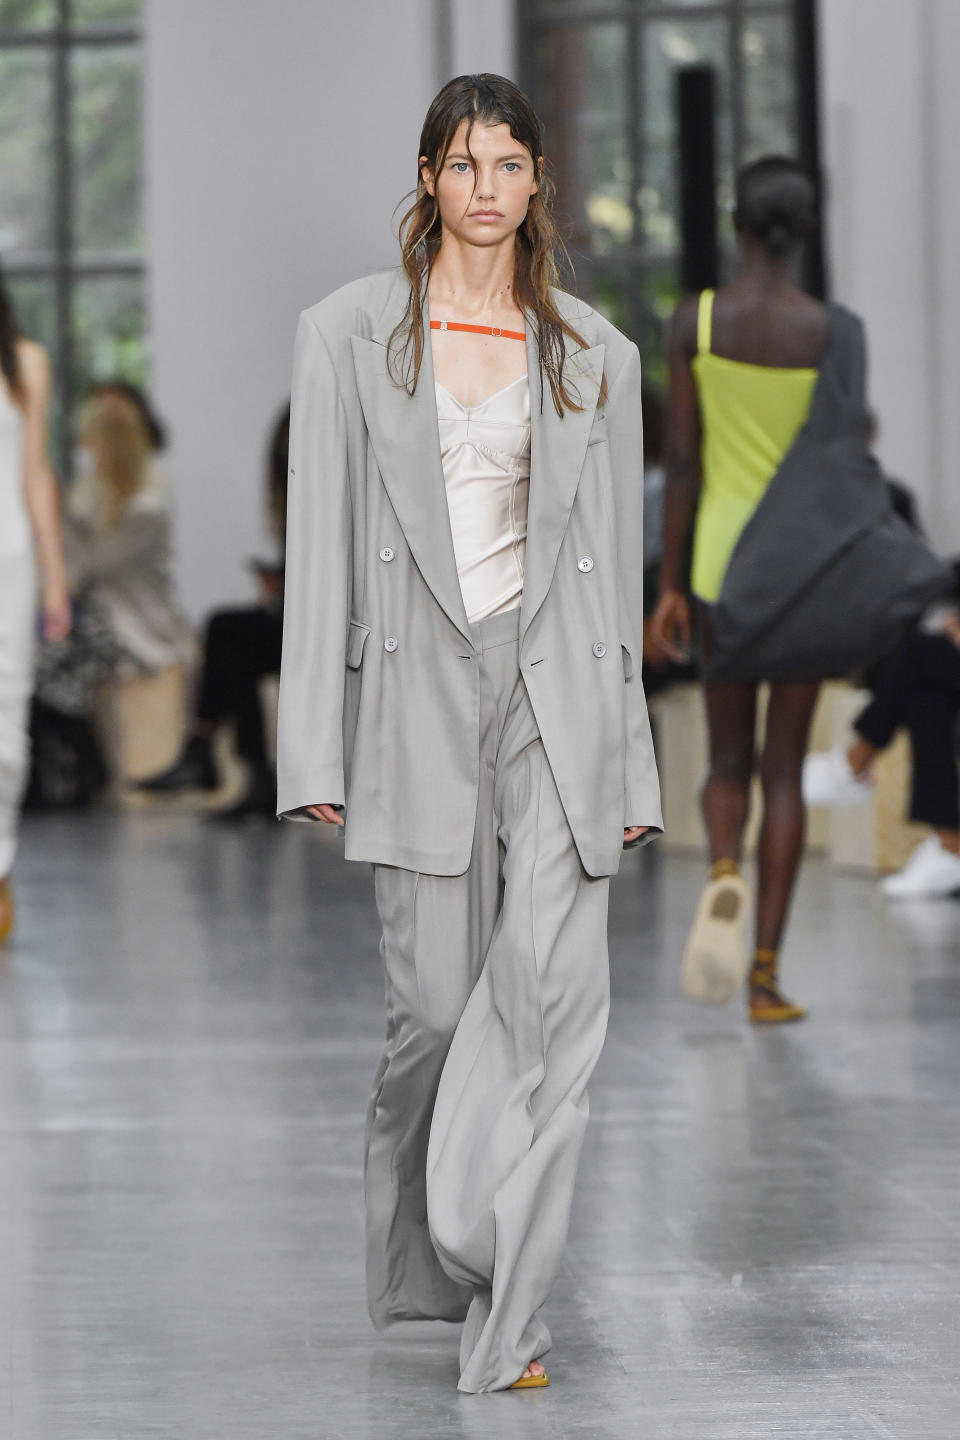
{"left": 729, "top": 0, "right": 746, "bottom": 173}
{"left": 53, "top": 0, "right": 74, "bottom": 476}
{"left": 631, "top": 7, "right": 646, "bottom": 348}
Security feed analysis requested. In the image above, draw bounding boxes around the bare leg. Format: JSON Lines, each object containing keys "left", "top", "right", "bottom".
{"left": 702, "top": 680, "right": 758, "bottom": 865}
{"left": 752, "top": 681, "right": 821, "bottom": 1010}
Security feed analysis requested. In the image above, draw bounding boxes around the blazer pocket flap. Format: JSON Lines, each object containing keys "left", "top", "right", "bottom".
{"left": 346, "top": 621, "right": 370, "bottom": 669}
{"left": 621, "top": 640, "right": 635, "bottom": 680}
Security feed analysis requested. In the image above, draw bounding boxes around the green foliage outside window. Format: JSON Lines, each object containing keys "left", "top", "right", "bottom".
{"left": 0, "top": 0, "right": 56, "bottom": 29}
{"left": 0, "top": 0, "right": 143, "bottom": 473}
{"left": 72, "top": 46, "right": 142, "bottom": 254}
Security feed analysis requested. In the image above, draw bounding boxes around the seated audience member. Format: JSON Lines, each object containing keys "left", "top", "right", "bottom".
{"left": 137, "top": 404, "right": 290, "bottom": 821}
{"left": 27, "top": 382, "right": 191, "bottom": 807}
{"left": 65, "top": 382, "right": 192, "bottom": 674}
{"left": 805, "top": 482, "right": 960, "bottom": 898}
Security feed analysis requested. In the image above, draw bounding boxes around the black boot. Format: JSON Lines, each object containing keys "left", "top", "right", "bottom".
{"left": 137, "top": 734, "right": 218, "bottom": 793}
{"left": 206, "top": 767, "right": 276, "bottom": 823}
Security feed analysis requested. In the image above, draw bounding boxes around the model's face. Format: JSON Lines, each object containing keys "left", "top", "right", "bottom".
{"left": 421, "top": 119, "right": 539, "bottom": 246}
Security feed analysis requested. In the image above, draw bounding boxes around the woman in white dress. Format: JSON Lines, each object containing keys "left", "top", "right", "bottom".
{"left": 0, "top": 264, "right": 71, "bottom": 941}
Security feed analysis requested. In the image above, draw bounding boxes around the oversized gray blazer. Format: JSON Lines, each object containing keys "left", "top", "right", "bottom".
{"left": 276, "top": 268, "right": 663, "bottom": 877}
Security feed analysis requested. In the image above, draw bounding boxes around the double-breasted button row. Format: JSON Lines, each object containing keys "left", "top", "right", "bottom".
{"left": 380, "top": 545, "right": 398, "bottom": 649}
{"left": 593, "top": 641, "right": 607, "bottom": 658}
{"left": 578, "top": 555, "right": 594, "bottom": 573}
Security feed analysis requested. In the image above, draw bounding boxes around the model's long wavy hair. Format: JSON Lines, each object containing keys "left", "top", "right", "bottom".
{"left": 266, "top": 401, "right": 291, "bottom": 543}
{"left": 390, "top": 74, "right": 599, "bottom": 416}
{"left": 0, "top": 260, "right": 24, "bottom": 405}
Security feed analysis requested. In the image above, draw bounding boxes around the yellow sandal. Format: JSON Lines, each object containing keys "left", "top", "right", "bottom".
{"left": 510, "top": 1368, "right": 550, "bottom": 1390}
{"left": 749, "top": 950, "right": 806, "bottom": 1024}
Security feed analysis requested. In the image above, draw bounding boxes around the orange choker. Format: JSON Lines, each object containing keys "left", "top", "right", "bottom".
{"left": 431, "top": 320, "right": 526, "bottom": 341}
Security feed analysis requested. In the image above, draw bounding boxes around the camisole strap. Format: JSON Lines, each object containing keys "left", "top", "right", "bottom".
{"left": 697, "top": 289, "right": 715, "bottom": 356}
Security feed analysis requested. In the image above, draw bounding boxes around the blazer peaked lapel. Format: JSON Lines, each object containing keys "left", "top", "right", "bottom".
{"left": 352, "top": 275, "right": 605, "bottom": 646}
{"left": 351, "top": 318, "right": 472, "bottom": 644}
{"left": 520, "top": 335, "right": 605, "bottom": 637}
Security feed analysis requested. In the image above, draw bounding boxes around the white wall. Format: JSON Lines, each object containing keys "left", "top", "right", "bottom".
{"left": 143, "top": 2, "right": 415, "bottom": 616}
{"left": 819, "top": 0, "right": 960, "bottom": 552}
{"left": 449, "top": 0, "right": 516, "bottom": 80}
{"left": 144, "top": 0, "right": 518, "bottom": 618}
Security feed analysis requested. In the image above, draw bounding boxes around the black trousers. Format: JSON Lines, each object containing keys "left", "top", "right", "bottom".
{"left": 195, "top": 606, "right": 283, "bottom": 770}
{"left": 855, "top": 629, "right": 960, "bottom": 831}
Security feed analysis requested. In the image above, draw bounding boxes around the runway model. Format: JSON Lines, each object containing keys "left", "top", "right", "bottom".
{"left": 0, "top": 266, "right": 71, "bottom": 942}
{"left": 276, "top": 75, "right": 662, "bottom": 1392}
{"left": 652, "top": 158, "right": 823, "bottom": 1023}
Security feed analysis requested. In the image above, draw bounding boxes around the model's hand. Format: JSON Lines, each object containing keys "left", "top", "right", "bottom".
{"left": 943, "top": 614, "right": 960, "bottom": 651}
{"left": 42, "top": 588, "right": 72, "bottom": 642}
{"left": 642, "top": 616, "right": 672, "bottom": 669}
{"left": 305, "top": 803, "right": 345, "bottom": 826}
{"left": 624, "top": 826, "right": 649, "bottom": 844}
{"left": 650, "top": 589, "right": 692, "bottom": 665}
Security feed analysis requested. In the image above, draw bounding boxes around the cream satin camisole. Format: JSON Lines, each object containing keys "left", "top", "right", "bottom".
{"left": 435, "top": 375, "right": 531, "bottom": 625}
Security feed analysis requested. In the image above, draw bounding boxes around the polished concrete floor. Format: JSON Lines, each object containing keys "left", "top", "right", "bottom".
{"left": 2, "top": 811, "right": 959, "bottom": 1440}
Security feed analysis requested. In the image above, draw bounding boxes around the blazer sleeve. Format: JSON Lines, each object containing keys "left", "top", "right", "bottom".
{"left": 603, "top": 342, "right": 664, "bottom": 839}
{"left": 276, "top": 310, "right": 352, "bottom": 819}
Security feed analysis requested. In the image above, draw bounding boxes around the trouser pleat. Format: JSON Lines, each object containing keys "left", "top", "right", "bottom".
{"left": 366, "top": 612, "right": 611, "bottom": 1390}
{"left": 428, "top": 731, "right": 609, "bottom": 1392}
{"left": 364, "top": 866, "right": 485, "bottom": 1327}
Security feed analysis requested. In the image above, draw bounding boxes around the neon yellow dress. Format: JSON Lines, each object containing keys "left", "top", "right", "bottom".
{"left": 690, "top": 289, "right": 818, "bottom": 604}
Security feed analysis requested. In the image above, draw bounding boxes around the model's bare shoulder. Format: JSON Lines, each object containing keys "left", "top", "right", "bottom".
{"left": 15, "top": 336, "right": 51, "bottom": 387}
{"left": 6, "top": 338, "right": 51, "bottom": 412}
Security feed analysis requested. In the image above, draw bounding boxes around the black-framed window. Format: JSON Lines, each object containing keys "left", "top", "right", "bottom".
{"left": 0, "top": 0, "right": 144, "bottom": 472}
{"left": 520, "top": 0, "right": 816, "bottom": 387}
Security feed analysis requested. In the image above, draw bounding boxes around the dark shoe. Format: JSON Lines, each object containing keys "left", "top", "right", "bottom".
{"left": 206, "top": 768, "right": 276, "bottom": 823}
{"left": 137, "top": 734, "right": 218, "bottom": 793}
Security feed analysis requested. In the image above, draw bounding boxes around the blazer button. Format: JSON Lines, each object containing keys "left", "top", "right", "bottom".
{"left": 593, "top": 641, "right": 607, "bottom": 658}
{"left": 384, "top": 636, "right": 398, "bottom": 652}
{"left": 578, "top": 556, "right": 594, "bottom": 573}
{"left": 379, "top": 547, "right": 395, "bottom": 562}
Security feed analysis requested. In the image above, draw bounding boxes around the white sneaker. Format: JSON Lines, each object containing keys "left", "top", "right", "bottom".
{"left": 882, "top": 836, "right": 960, "bottom": 898}
{"left": 802, "top": 747, "right": 873, "bottom": 808}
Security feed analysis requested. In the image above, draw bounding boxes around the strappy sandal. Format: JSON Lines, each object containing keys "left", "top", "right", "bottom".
{"left": 510, "top": 1369, "right": 550, "bottom": 1390}
{"left": 749, "top": 952, "right": 806, "bottom": 1024}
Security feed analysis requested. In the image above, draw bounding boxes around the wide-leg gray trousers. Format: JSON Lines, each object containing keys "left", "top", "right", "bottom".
{"left": 365, "top": 609, "right": 611, "bottom": 1393}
